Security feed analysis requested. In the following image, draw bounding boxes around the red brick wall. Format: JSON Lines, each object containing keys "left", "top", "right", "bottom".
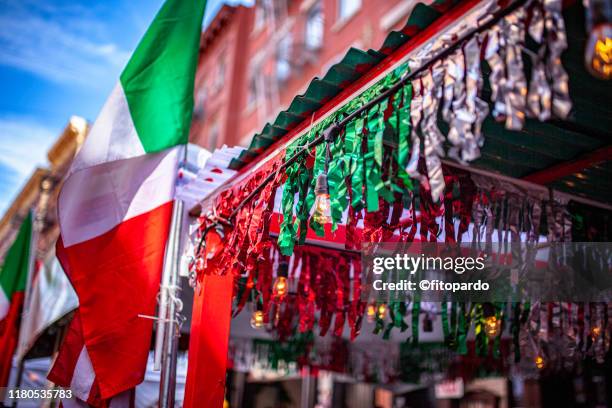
{"left": 190, "top": 0, "right": 419, "bottom": 150}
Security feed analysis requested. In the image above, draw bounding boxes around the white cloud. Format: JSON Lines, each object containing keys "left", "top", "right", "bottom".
{"left": 0, "top": 0, "right": 129, "bottom": 88}
{"left": 0, "top": 116, "right": 57, "bottom": 214}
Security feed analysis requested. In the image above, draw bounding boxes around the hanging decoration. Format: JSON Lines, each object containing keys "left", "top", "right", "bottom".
{"left": 187, "top": 0, "right": 611, "bottom": 377}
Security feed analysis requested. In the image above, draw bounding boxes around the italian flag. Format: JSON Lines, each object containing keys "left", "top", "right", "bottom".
{"left": 0, "top": 212, "right": 32, "bottom": 387}
{"left": 48, "top": 0, "right": 207, "bottom": 403}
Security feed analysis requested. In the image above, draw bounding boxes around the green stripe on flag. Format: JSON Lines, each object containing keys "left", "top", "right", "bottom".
{"left": 120, "top": 0, "right": 207, "bottom": 153}
{"left": 0, "top": 212, "right": 32, "bottom": 301}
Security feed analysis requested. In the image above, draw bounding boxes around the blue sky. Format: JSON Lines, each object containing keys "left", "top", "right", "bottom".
{"left": 0, "top": 0, "right": 250, "bottom": 214}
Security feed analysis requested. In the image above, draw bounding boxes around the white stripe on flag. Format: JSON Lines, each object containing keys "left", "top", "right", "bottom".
{"left": 70, "top": 347, "right": 96, "bottom": 402}
{"left": 71, "top": 83, "right": 145, "bottom": 174}
{"left": 59, "top": 147, "right": 180, "bottom": 247}
{"left": 0, "top": 288, "right": 9, "bottom": 320}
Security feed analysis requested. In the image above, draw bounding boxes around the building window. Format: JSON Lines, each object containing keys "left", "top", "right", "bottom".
{"left": 213, "top": 53, "right": 225, "bottom": 91}
{"left": 247, "top": 60, "right": 263, "bottom": 109}
{"left": 338, "top": 0, "right": 361, "bottom": 22}
{"left": 208, "top": 122, "right": 219, "bottom": 151}
{"left": 193, "top": 87, "right": 207, "bottom": 120}
{"left": 305, "top": 1, "right": 324, "bottom": 51}
{"left": 276, "top": 34, "right": 292, "bottom": 82}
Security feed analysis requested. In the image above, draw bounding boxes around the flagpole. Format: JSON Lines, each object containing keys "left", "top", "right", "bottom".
{"left": 155, "top": 146, "right": 187, "bottom": 407}
{"left": 12, "top": 175, "right": 50, "bottom": 407}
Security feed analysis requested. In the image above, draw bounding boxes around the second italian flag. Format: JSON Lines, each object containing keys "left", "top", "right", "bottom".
{"left": 49, "top": 0, "right": 207, "bottom": 404}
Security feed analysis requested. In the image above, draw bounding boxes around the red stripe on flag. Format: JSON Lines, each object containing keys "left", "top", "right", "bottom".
{"left": 0, "top": 291, "right": 24, "bottom": 387}
{"left": 56, "top": 201, "right": 173, "bottom": 399}
{"left": 48, "top": 310, "right": 85, "bottom": 387}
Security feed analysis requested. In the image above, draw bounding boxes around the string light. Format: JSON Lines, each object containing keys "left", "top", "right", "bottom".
{"left": 366, "top": 304, "right": 377, "bottom": 322}
{"left": 484, "top": 315, "right": 502, "bottom": 339}
{"left": 482, "top": 303, "right": 501, "bottom": 339}
{"left": 313, "top": 173, "right": 332, "bottom": 224}
{"left": 273, "top": 259, "right": 289, "bottom": 299}
{"left": 377, "top": 303, "right": 387, "bottom": 320}
{"left": 584, "top": 0, "right": 612, "bottom": 79}
{"left": 273, "top": 276, "right": 288, "bottom": 298}
{"left": 535, "top": 355, "right": 545, "bottom": 370}
{"left": 312, "top": 125, "right": 338, "bottom": 225}
{"left": 250, "top": 310, "right": 265, "bottom": 329}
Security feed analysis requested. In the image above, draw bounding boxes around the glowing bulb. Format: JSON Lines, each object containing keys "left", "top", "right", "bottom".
{"left": 484, "top": 316, "right": 502, "bottom": 339}
{"left": 313, "top": 173, "right": 331, "bottom": 224}
{"left": 273, "top": 276, "right": 288, "bottom": 298}
{"left": 250, "top": 310, "right": 265, "bottom": 329}
{"left": 535, "top": 355, "right": 545, "bottom": 370}
{"left": 313, "top": 193, "right": 331, "bottom": 224}
{"left": 377, "top": 303, "right": 387, "bottom": 320}
{"left": 366, "top": 304, "right": 376, "bottom": 322}
{"left": 591, "top": 325, "right": 602, "bottom": 339}
{"left": 585, "top": 24, "right": 612, "bottom": 79}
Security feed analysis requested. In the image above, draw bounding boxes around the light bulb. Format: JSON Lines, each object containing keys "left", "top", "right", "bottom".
{"left": 313, "top": 193, "right": 332, "bottom": 224}
{"left": 377, "top": 303, "right": 387, "bottom": 320}
{"left": 312, "top": 173, "right": 331, "bottom": 224}
{"left": 273, "top": 276, "right": 288, "bottom": 298}
{"left": 250, "top": 310, "right": 264, "bottom": 329}
{"left": 535, "top": 355, "right": 545, "bottom": 370}
{"left": 484, "top": 316, "right": 501, "bottom": 339}
{"left": 366, "top": 304, "right": 376, "bottom": 322}
{"left": 591, "top": 325, "right": 602, "bottom": 339}
{"left": 585, "top": 23, "right": 612, "bottom": 79}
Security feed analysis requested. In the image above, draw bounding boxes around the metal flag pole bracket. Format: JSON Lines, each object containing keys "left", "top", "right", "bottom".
{"left": 155, "top": 146, "right": 189, "bottom": 407}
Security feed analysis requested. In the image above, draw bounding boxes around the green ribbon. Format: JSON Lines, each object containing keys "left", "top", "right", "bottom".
{"left": 294, "top": 155, "right": 313, "bottom": 245}
{"left": 347, "top": 117, "right": 365, "bottom": 211}
{"left": 307, "top": 141, "right": 327, "bottom": 236}
{"left": 411, "top": 299, "right": 420, "bottom": 346}
{"left": 365, "top": 100, "right": 393, "bottom": 212}
{"left": 278, "top": 144, "right": 303, "bottom": 255}
{"left": 383, "top": 301, "right": 408, "bottom": 339}
{"left": 492, "top": 302, "right": 504, "bottom": 359}
{"left": 474, "top": 304, "right": 487, "bottom": 357}
{"left": 328, "top": 127, "right": 348, "bottom": 231}
{"left": 396, "top": 84, "right": 413, "bottom": 191}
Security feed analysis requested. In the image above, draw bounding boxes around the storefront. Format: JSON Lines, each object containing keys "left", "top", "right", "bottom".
{"left": 178, "top": 0, "right": 611, "bottom": 407}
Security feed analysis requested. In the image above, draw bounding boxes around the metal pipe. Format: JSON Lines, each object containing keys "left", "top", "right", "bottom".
{"left": 156, "top": 198, "right": 185, "bottom": 407}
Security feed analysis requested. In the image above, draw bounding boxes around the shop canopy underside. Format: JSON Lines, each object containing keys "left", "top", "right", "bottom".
{"left": 223, "top": 0, "right": 611, "bottom": 208}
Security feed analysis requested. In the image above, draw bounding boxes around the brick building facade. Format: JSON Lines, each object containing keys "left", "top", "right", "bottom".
{"left": 190, "top": 0, "right": 424, "bottom": 150}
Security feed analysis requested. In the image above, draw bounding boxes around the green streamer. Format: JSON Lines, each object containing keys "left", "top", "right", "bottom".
{"left": 396, "top": 84, "right": 413, "bottom": 191}
{"left": 278, "top": 144, "right": 302, "bottom": 255}
{"left": 307, "top": 141, "right": 327, "bottom": 236}
{"left": 365, "top": 100, "right": 393, "bottom": 212}
{"left": 441, "top": 301, "right": 450, "bottom": 343}
{"left": 474, "top": 304, "right": 487, "bottom": 357}
{"left": 328, "top": 128, "right": 348, "bottom": 230}
{"left": 348, "top": 117, "right": 365, "bottom": 211}
{"left": 294, "top": 156, "right": 312, "bottom": 245}
{"left": 411, "top": 300, "right": 420, "bottom": 346}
